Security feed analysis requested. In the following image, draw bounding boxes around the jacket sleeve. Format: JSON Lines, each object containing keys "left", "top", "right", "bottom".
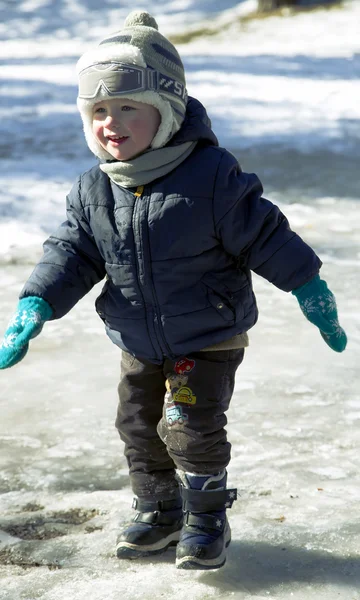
{"left": 20, "top": 175, "right": 106, "bottom": 319}
{"left": 213, "top": 151, "right": 322, "bottom": 292}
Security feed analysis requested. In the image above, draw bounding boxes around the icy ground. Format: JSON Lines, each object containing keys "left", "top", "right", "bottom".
{"left": 0, "top": 1, "right": 360, "bottom": 599}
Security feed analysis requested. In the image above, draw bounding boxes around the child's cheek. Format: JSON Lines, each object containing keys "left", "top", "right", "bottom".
{"left": 92, "top": 123, "right": 103, "bottom": 141}
{"left": 128, "top": 117, "right": 141, "bottom": 133}
{"left": 129, "top": 116, "right": 150, "bottom": 137}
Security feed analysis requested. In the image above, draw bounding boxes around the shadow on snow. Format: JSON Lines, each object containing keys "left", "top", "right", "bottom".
{"left": 201, "top": 540, "right": 360, "bottom": 592}
{"left": 184, "top": 53, "right": 360, "bottom": 81}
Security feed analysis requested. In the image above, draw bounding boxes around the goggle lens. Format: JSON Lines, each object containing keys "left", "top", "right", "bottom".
{"left": 78, "top": 63, "right": 147, "bottom": 99}
{"left": 78, "top": 62, "right": 187, "bottom": 106}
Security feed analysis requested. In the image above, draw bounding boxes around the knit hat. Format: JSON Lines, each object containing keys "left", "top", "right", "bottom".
{"left": 76, "top": 10, "right": 188, "bottom": 160}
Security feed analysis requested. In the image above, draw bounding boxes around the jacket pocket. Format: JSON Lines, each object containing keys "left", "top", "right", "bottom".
{"left": 95, "top": 278, "right": 109, "bottom": 321}
{"left": 201, "top": 274, "right": 236, "bottom": 323}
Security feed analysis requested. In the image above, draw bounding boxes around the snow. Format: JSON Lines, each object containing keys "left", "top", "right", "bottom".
{"left": 0, "top": 1, "right": 360, "bottom": 598}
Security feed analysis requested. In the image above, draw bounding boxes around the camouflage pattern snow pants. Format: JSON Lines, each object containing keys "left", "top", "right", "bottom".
{"left": 115, "top": 348, "right": 244, "bottom": 499}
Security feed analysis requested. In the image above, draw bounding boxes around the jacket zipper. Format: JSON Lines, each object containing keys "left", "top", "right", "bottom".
{"left": 134, "top": 185, "right": 144, "bottom": 198}
{"left": 133, "top": 185, "right": 171, "bottom": 358}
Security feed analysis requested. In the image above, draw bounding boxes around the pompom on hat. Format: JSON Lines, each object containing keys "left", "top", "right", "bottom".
{"left": 76, "top": 10, "right": 188, "bottom": 160}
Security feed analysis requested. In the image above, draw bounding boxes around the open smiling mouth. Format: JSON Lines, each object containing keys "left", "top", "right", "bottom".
{"left": 107, "top": 136, "right": 129, "bottom": 145}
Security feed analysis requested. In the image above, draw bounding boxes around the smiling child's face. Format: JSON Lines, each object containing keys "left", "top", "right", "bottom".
{"left": 92, "top": 98, "right": 161, "bottom": 161}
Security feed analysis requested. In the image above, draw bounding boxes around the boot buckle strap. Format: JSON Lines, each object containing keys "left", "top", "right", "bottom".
{"left": 134, "top": 510, "right": 161, "bottom": 525}
{"left": 184, "top": 512, "right": 225, "bottom": 531}
{"left": 132, "top": 496, "right": 181, "bottom": 512}
{"left": 225, "top": 489, "right": 237, "bottom": 508}
{"left": 181, "top": 488, "right": 237, "bottom": 512}
{"left": 134, "top": 509, "right": 182, "bottom": 526}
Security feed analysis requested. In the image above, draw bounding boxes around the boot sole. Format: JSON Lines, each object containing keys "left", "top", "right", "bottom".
{"left": 176, "top": 527, "right": 231, "bottom": 570}
{"left": 116, "top": 530, "right": 181, "bottom": 559}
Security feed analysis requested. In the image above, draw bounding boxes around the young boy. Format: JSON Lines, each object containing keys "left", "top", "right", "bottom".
{"left": 0, "top": 11, "right": 347, "bottom": 570}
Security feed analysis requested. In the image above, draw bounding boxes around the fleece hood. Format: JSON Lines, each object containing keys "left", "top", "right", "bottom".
{"left": 169, "top": 96, "right": 219, "bottom": 148}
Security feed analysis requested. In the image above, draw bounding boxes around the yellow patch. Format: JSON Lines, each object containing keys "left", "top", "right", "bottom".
{"left": 173, "top": 387, "right": 197, "bottom": 405}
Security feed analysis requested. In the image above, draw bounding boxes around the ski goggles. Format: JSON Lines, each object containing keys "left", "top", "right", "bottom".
{"left": 78, "top": 62, "right": 187, "bottom": 103}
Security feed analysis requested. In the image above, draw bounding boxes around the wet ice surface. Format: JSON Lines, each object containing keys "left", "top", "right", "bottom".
{"left": 1, "top": 0, "right": 360, "bottom": 598}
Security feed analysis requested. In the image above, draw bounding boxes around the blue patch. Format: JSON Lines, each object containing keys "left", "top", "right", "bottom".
{"left": 165, "top": 404, "right": 189, "bottom": 426}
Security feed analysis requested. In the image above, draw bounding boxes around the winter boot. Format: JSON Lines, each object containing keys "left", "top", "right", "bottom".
{"left": 116, "top": 495, "right": 183, "bottom": 559}
{"left": 176, "top": 470, "right": 237, "bottom": 570}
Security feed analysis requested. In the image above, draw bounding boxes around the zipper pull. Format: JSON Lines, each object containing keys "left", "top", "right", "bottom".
{"left": 134, "top": 185, "right": 144, "bottom": 197}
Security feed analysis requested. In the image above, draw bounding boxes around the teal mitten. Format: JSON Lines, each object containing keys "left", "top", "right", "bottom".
{"left": 292, "top": 275, "right": 347, "bottom": 352}
{"left": 0, "top": 296, "right": 53, "bottom": 369}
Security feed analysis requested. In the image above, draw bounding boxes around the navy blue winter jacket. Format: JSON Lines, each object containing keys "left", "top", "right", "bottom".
{"left": 20, "top": 97, "right": 321, "bottom": 362}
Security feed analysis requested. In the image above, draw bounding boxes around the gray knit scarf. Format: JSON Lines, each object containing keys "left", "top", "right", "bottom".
{"left": 100, "top": 141, "right": 196, "bottom": 188}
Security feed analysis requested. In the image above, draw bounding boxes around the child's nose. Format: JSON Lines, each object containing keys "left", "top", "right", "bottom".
{"left": 104, "top": 113, "right": 121, "bottom": 127}
{"left": 104, "top": 114, "right": 114, "bottom": 125}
